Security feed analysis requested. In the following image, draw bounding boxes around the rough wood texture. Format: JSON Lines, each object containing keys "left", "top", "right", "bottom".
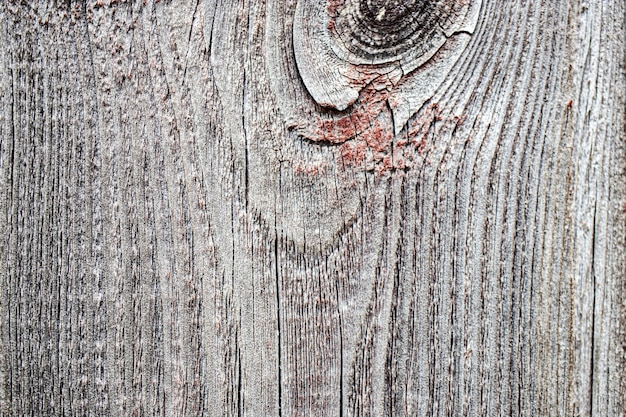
{"left": 1, "top": 1, "right": 625, "bottom": 416}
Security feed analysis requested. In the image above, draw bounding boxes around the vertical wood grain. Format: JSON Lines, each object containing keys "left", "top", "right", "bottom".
{"left": 1, "top": 1, "right": 624, "bottom": 416}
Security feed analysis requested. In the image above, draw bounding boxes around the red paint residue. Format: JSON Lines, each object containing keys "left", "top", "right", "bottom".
{"left": 339, "top": 141, "right": 367, "bottom": 167}
{"left": 362, "top": 122, "right": 392, "bottom": 153}
{"left": 327, "top": 0, "right": 345, "bottom": 17}
{"left": 293, "top": 161, "right": 326, "bottom": 176}
{"left": 292, "top": 98, "right": 469, "bottom": 176}
{"left": 301, "top": 82, "right": 390, "bottom": 144}
{"left": 327, "top": 0, "right": 344, "bottom": 31}
{"left": 291, "top": 58, "right": 469, "bottom": 175}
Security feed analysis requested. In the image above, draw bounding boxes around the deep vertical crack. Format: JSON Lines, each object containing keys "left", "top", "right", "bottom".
{"left": 589, "top": 201, "right": 598, "bottom": 416}
{"left": 335, "top": 276, "right": 344, "bottom": 417}
{"left": 274, "top": 188, "right": 283, "bottom": 417}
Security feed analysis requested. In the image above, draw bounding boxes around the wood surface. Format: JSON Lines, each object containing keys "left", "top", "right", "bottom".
{"left": 1, "top": 1, "right": 625, "bottom": 416}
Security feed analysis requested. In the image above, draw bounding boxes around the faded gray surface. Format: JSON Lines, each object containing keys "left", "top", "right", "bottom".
{"left": 1, "top": 1, "right": 625, "bottom": 416}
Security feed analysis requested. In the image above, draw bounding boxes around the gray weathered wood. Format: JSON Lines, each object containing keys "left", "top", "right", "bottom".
{"left": 1, "top": 1, "right": 624, "bottom": 416}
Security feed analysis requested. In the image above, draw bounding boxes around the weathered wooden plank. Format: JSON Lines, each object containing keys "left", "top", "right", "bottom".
{"left": 1, "top": 1, "right": 624, "bottom": 416}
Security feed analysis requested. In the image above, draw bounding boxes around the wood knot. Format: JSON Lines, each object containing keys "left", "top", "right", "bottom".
{"left": 331, "top": 0, "right": 465, "bottom": 65}
{"left": 294, "top": 0, "right": 480, "bottom": 133}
